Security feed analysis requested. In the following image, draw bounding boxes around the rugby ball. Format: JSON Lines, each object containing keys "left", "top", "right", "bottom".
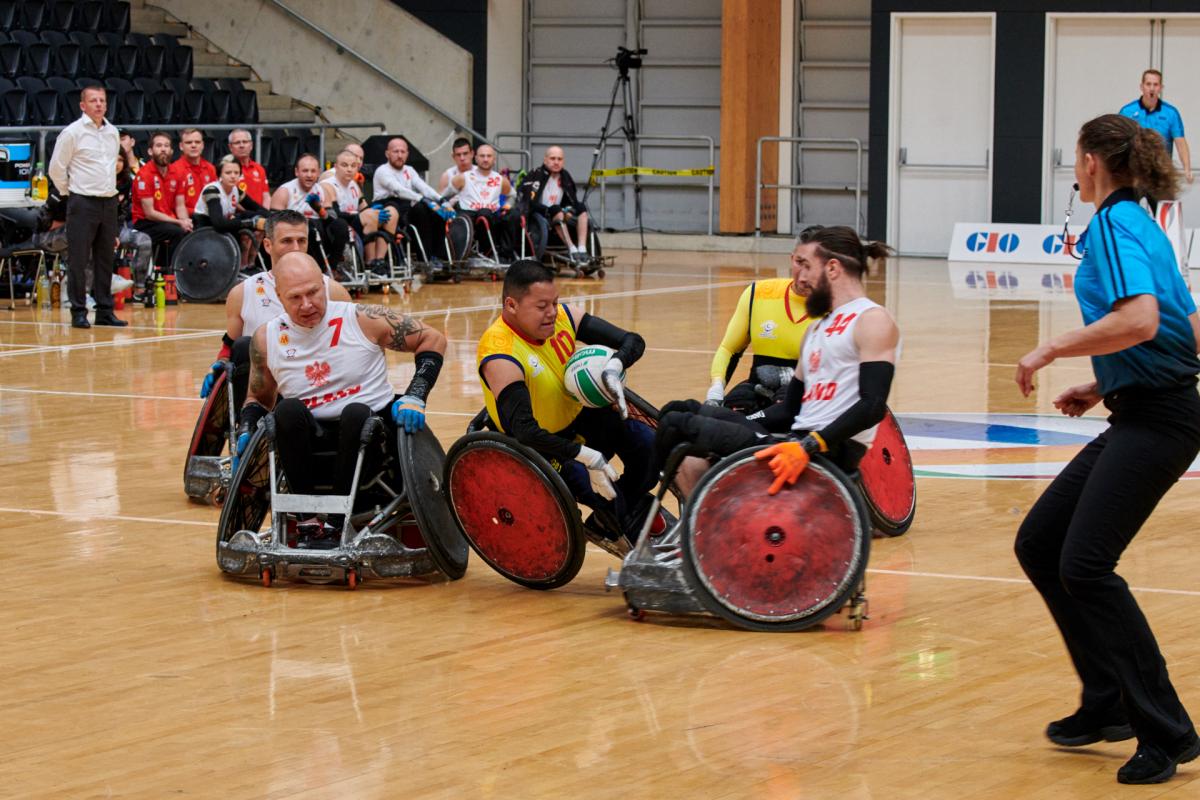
{"left": 564, "top": 345, "right": 624, "bottom": 408}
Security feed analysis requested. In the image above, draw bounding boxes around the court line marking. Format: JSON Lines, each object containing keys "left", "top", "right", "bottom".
{"left": 867, "top": 567, "right": 1200, "bottom": 598}
{"left": 0, "top": 386, "right": 477, "bottom": 415}
{"left": 0, "top": 330, "right": 215, "bottom": 358}
{"left": 0, "top": 506, "right": 211, "bottom": 527}
{"left": 0, "top": 318, "right": 218, "bottom": 333}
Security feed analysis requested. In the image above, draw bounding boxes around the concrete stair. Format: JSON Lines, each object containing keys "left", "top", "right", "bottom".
{"left": 135, "top": 0, "right": 354, "bottom": 159}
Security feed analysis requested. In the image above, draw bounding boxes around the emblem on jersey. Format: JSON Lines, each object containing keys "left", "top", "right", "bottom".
{"left": 137, "top": 180, "right": 145, "bottom": 190}
{"left": 260, "top": 299, "right": 271, "bottom": 307}
{"left": 526, "top": 354, "right": 543, "bottom": 377}
{"left": 238, "top": 180, "right": 247, "bottom": 192}
{"left": 286, "top": 349, "right": 296, "bottom": 358}
{"left": 255, "top": 284, "right": 266, "bottom": 295}
{"left": 809, "top": 349, "right": 821, "bottom": 373}
{"left": 305, "top": 360, "right": 331, "bottom": 387}
{"left": 187, "top": 187, "right": 195, "bottom": 197}
{"left": 759, "top": 320, "right": 777, "bottom": 340}
{"left": 278, "top": 333, "right": 289, "bottom": 346}
{"left": 153, "top": 191, "right": 162, "bottom": 200}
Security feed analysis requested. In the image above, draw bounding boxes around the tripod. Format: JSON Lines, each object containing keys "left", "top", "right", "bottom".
{"left": 584, "top": 67, "right": 646, "bottom": 252}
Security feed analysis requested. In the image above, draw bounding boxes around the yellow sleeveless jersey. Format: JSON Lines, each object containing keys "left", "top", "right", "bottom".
{"left": 710, "top": 277, "right": 813, "bottom": 379}
{"left": 478, "top": 305, "right": 582, "bottom": 434}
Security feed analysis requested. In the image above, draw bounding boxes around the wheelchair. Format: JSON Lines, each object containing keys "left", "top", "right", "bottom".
{"left": 184, "top": 359, "right": 238, "bottom": 505}
{"left": 173, "top": 228, "right": 244, "bottom": 303}
{"left": 443, "top": 389, "right": 663, "bottom": 589}
{"left": 216, "top": 414, "right": 470, "bottom": 588}
{"left": 527, "top": 212, "right": 610, "bottom": 279}
{"left": 445, "top": 210, "right": 538, "bottom": 282}
{"left": 358, "top": 227, "right": 419, "bottom": 293}
{"left": 609, "top": 406, "right": 915, "bottom": 631}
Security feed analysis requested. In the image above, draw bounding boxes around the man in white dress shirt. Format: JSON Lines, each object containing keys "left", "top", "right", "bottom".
{"left": 48, "top": 85, "right": 125, "bottom": 329}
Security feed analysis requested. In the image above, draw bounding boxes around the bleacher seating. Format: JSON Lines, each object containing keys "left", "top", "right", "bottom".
{"left": 1, "top": 0, "right": 306, "bottom": 182}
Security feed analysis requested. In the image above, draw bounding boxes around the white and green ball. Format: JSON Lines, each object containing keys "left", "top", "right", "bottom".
{"left": 564, "top": 345, "right": 624, "bottom": 408}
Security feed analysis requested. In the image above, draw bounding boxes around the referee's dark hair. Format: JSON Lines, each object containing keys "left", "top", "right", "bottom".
{"left": 502, "top": 259, "right": 556, "bottom": 300}
{"left": 798, "top": 225, "right": 894, "bottom": 279}
{"left": 1079, "top": 113, "right": 1180, "bottom": 201}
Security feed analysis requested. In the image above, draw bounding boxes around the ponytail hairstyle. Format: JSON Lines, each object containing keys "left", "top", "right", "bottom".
{"left": 1078, "top": 113, "right": 1179, "bottom": 201}
{"left": 797, "top": 225, "right": 894, "bottom": 279}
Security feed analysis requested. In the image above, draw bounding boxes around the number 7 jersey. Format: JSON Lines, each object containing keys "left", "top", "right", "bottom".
{"left": 794, "top": 296, "right": 883, "bottom": 447}
{"left": 477, "top": 305, "right": 583, "bottom": 434}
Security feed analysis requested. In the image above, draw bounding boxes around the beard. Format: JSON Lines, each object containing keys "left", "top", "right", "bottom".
{"left": 805, "top": 273, "right": 833, "bottom": 318}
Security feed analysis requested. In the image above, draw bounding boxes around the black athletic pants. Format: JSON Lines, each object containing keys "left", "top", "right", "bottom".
{"left": 382, "top": 199, "right": 446, "bottom": 261}
{"left": 272, "top": 398, "right": 396, "bottom": 497}
{"left": 132, "top": 219, "right": 185, "bottom": 270}
{"left": 1015, "top": 383, "right": 1200, "bottom": 751}
{"left": 66, "top": 194, "right": 118, "bottom": 313}
{"left": 654, "top": 400, "right": 866, "bottom": 478}
{"left": 307, "top": 217, "right": 349, "bottom": 270}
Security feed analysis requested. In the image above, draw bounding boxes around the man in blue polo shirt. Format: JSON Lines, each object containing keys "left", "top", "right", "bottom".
{"left": 1119, "top": 69, "right": 1193, "bottom": 185}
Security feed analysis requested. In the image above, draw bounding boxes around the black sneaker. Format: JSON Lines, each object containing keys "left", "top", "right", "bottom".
{"left": 1047, "top": 709, "right": 1134, "bottom": 746}
{"left": 1117, "top": 733, "right": 1200, "bottom": 784}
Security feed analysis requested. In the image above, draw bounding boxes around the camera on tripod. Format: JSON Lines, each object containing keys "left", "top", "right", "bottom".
{"left": 613, "top": 46, "right": 648, "bottom": 75}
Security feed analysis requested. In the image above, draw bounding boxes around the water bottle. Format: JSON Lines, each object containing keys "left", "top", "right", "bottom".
{"left": 154, "top": 272, "right": 166, "bottom": 309}
{"left": 32, "top": 162, "right": 48, "bottom": 202}
{"left": 49, "top": 271, "right": 61, "bottom": 308}
{"left": 36, "top": 273, "right": 49, "bottom": 308}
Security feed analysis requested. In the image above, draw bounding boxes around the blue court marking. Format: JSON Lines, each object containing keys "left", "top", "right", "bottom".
{"left": 893, "top": 415, "right": 1096, "bottom": 447}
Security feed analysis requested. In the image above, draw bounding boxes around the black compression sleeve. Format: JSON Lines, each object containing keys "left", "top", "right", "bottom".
{"left": 816, "top": 361, "right": 894, "bottom": 448}
{"left": 754, "top": 376, "right": 805, "bottom": 433}
{"left": 402, "top": 350, "right": 443, "bottom": 403}
{"left": 576, "top": 313, "right": 645, "bottom": 368}
{"left": 495, "top": 382, "right": 581, "bottom": 462}
{"left": 239, "top": 401, "right": 269, "bottom": 437}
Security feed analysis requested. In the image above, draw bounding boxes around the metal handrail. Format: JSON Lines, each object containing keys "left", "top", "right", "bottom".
{"left": 0, "top": 121, "right": 387, "bottom": 168}
{"left": 495, "top": 130, "right": 716, "bottom": 235}
{"left": 268, "top": 0, "right": 490, "bottom": 148}
{"left": 755, "top": 136, "right": 865, "bottom": 237}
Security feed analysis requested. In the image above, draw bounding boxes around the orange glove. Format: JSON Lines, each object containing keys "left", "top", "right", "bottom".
{"left": 754, "top": 441, "right": 810, "bottom": 495}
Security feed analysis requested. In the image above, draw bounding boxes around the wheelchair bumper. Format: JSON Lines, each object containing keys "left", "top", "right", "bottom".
{"left": 184, "top": 455, "right": 230, "bottom": 505}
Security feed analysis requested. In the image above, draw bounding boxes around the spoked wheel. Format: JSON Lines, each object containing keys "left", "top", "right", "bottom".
{"left": 398, "top": 426, "right": 470, "bottom": 580}
{"left": 681, "top": 447, "right": 871, "bottom": 632}
{"left": 857, "top": 408, "right": 916, "bottom": 536}
{"left": 215, "top": 423, "right": 276, "bottom": 576}
{"left": 444, "top": 432, "right": 585, "bottom": 589}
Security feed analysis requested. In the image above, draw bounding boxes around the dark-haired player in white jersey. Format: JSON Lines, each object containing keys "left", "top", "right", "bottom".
{"left": 654, "top": 225, "right": 899, "bottom": 496}
{"left": 447, "top": 144, "right": 521, "bottom": 261}
{"left": 239, "top": 252, "right": 446, "bottom": 527}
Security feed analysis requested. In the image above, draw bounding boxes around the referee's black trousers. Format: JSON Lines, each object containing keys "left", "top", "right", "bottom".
{"left": 1015, "top": 384, "right": 1200, "bottom": 751}
{"left": 65, "top": 194, "right": 118, "bottom": 313}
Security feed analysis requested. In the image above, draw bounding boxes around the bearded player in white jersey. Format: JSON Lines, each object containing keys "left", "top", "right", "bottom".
{"left": 654, "top": 225, "right": 900, "bottom": 496}
{"left": 238, "top": 252, "right": 447, "bottom": 513}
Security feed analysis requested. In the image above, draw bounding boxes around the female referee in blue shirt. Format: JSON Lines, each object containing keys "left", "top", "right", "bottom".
{"left": 1014, "top": 113, "right": 1200, "bottom": 785}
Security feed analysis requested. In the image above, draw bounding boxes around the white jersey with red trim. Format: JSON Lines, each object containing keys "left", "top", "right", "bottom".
{"left": 793, "top": 296, "right": 882, "bottom": 447}
{"left": 265, "top": 301, "right": 393, "bottom": 420}
{"left": 320, "top": 177, "right": 362, "bottom": 215}
{"left": 543, "top": 174, "right": 563, "bottom": 206}
{"left": 457, "top": 167, "right": 503, "bottom": 211}
{"left": 279, "top": 178, "right": 319, "bottom": 219}
{"left": 239, "top": 271, "right": 331, "bottom": 337}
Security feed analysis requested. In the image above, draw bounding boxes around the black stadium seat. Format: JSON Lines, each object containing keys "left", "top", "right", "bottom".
{"left": 40, "top": 31, "right": 70, "bottom": 48}
{"left": 47, "top": 76, "right": 76, "bottom": 95}
{"left": 1, "top": 89, "right": 29, "bottom": 126}
{"left": 84, "top": 43, "right": 110, "bottom": 78}
{"left": 0, "top": 43, "right": 21, "bottom": 79}
{"left": 152, "top": 34, "right": 192, "bottom": 80}
{"left": 76, "top": 1, "right": 104, "bottom": 33}
{"left": 32, "top": 88, "right": 68, "bottom": 126}
{"left": 113, "top": 44, "right": 138, "bottom": 80}
{"left": 23, "top": 43, "right": 52, "bottom": 79}
{"left": 0, "top": 2, "right": 16, "bottom": 31}
{"left": 0, "top": 77, "right": 14, "bottom": 94}
{"left": 68, "top": 31, "right": 95, "bottom": 48}
{"left": 180, "top": 89, "right": 205, "bottom": 125}
{"left": 49, "top": 1, "right": 77, "bottom": 32}
{"left": 119, "top": 89, "right": 145, "bottom": 125}
{"left": 54, "top": 43, "right": 83, "bottom": 78}
{"left": 138, "top": 44, "right": 165, "bottom": 78}
{"left": 16, "top": 76, "right": 46, "bottom": 95}
{"left": 149, "top": 89, "right": 177, "bottom": 124}
{"left": 20, "top": 0, "right": 47, "bottom": 32}
{"left": 105, "top": 76, "right": 134, "bottom": 95}
{"left": 104, "top": 1, "right": 131, "bottom": 34}
{"left": 10, "top": 31, "right": 38, "bottom": 47}
{"left": 206, "top": 89, "right": 232, "bottom": 125}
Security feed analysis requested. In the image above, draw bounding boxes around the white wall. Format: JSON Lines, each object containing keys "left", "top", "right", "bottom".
{"left": 155, "top": 0, "right": 472, "bottom": 172}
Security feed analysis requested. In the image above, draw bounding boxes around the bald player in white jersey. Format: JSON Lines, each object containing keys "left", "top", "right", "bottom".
{"left": 448, "top": 144, "right": 521, "bottom": 260}
{"left": 654, "top": 225, "right": 900, "bottom": 497}
{"left": 198, "top": 210, "right": 353, "bottom": 412}
{"left": 239, "top": 252, "right": 447, "bottom": 507}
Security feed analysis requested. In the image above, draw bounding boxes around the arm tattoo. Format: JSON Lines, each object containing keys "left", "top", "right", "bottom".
{"left": 356, "top": 304, "right": 425, "bottom": 352}
{"left": 248, "top": 333, "right": 269, "bottom": 399}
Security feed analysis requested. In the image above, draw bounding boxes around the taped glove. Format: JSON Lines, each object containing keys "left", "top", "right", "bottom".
{"left": 704, "top": 377, "right": 724, "bottom": 407}
{"left": 391, "top": 395, "right": 426, "bottom": 433}
{"left": 200, "top": 361, "right": 223, "bottom": 398}
{"left": 601, "top": 357, "right": 627, "bottom": 419}
{"left": 753, "top": 435, "right": 825, "bottom": 495}
{"left": 576, "top": 444, "right": 618, "bottom": 501}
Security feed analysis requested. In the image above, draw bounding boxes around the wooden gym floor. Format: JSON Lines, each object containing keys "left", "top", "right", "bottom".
{"left": 1, "top": 251, "right": 1198, "bottom": 798}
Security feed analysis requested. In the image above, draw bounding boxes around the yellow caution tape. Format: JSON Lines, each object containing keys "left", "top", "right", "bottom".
{"left": 588, "top": 166, "right": 715, "bottom": 185}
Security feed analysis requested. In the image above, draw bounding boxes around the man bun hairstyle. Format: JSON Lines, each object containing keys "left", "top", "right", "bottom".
{"left": 798, "top": 225, "right": 894, "bottom": 279}
{"left": 1079, "top": 113, "right": 1179, "bottom": 201}
{"left": 502, "top": 259, "right": 556, "bottom": 300}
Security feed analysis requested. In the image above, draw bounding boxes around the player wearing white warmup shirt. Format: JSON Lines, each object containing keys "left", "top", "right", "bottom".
{"left": 320, "top": 149, "right": 386, "bottom": 263}
{"left": 365, "top": 136, "right": 451, "bottom": 270}
{"left": 198, "top": 210, "right": 352, "bottom": 413}
{"left": 448, "top": 144, "right": 520, "bottom": 261}
{"left": 239, "top": 252, "right": 446, "bottom": 504}
{"left": 654, "top": 225, "right": 900, "bottom": 497}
